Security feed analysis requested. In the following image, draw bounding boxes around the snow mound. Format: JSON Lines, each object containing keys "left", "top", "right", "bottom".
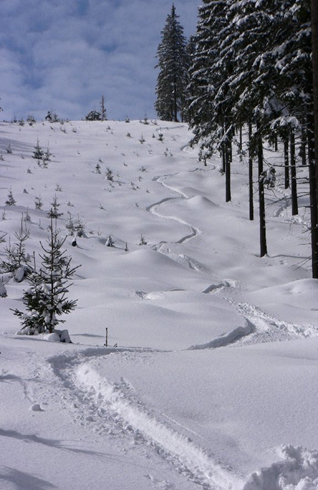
{"left": 246, "top": 279, "right": 318, "bottom": 308}
{"left": 243, "top": 445, "right": 318, "bottom": 490}
{"left": 188, "top": 319, "right": 254, "bottom": 349}
{"left": 185, "top": 195, "right": 218, "bottom": 210}
{"left": 30, "top": 403, "right": 44, "bottom": 412}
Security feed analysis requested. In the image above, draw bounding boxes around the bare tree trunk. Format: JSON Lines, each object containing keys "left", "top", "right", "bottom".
{"left": 248, "top": 121, "right": 254, "bottom": 221}
{"left": 284, "top": 135, "right": 290, "bottom": 189}
{"left": 239, "top": 125, "right": 243, "bottom": 156}
{"left": 225, "top": 140, "right": 231, "bottom": 202}
{"left": 308, "top": 114, "right": 318, "bottom": 278}
{"left": 257, "top": 126, "right": 267, "bottom": 257}
{"left": 290, "top": 132, "right": 298, "bottom": 215}
{"left": 301, "top": 126, "right": 307, "bottom": 166}
{"left": 274, "top": 133, "right": 278, "bottom": 152}
{"left": 311, "top": 0, "right": 318, "bottom": 193}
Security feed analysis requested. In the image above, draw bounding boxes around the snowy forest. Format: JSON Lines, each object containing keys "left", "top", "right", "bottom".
{"left": 155, "top": 0, "right": 318, "bottom": 277}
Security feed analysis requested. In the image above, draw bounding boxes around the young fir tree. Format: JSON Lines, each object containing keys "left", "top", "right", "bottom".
{"left": 155, "top": 4, "right": 189, "bottom": 122}
{"left": 33, "top": 140, "right": 44, "bottom": 161}
{"left": 5, "top": 189, "right": 16, "bottom": 206}
{"left": 48, "top": 196, "right": 63, "bottom": 219}
{"left": 0, "top": 218, "right": 30, "bottom": 277}
{"left": 13, "top": 220, "right": 79, "bottom": 334}
{"left": 100, "top": 95, "right": 107, "bottom": 121}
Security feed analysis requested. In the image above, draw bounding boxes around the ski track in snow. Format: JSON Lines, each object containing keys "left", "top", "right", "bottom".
{"left": 189, "top": 299, "right": 318, "bottom": 351}
{"left": 66, "top": 139, "right": 318, "bottom": 489}
{"left": 14, "top": 124, "right": 318, "bottom": 490}
{"left": 47, "top": 349, "right": 243, "bottom": 490}
{"left": 148, "top": 174, "right": 201, "bottom": 255}
{"left": 231, "top": 301, "right": 318, "bottom": 345}
{"left": 47, "top": 345, "right": 318, "bottom": 490}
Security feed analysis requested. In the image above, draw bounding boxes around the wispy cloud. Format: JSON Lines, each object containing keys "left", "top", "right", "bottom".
{"left": 0, "top": 0, "right": 199, "bottom": 121}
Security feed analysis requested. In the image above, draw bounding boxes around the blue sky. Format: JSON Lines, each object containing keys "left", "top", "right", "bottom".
{"left": 0, "top": 0, "right": 200, "bottom": 122}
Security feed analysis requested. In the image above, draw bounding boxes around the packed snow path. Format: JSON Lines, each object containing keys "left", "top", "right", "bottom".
{"left": 48, "top": 348, "right": 244, "bottom": 490}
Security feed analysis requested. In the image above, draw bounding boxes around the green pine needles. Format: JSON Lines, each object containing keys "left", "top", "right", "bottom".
{"left": 13, "top": 220, "right": 80, "bottom": 334}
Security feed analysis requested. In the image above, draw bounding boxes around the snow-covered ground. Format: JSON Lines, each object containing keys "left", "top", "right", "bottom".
{"left": 1, "top": 119, "right": 318, "bottom": 490}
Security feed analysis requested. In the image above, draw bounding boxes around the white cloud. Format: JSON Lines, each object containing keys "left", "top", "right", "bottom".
{"left": 0, "top": 0, "right": 199, "bottom": 121}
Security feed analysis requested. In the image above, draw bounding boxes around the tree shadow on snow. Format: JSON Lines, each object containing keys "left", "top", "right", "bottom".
{"left": 0, "top": 466, "right": 56, "bottom": 490}
{"left": 0, "top": 428, "right": 104, "bottom": 457}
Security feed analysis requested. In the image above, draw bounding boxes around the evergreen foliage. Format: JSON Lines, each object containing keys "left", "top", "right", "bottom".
{"left": 0, "top": 219, "right": 30, "bottom": 276}
{"left": 5, "top": 189, "right": 16, "bottom": 206}
{"left": 85, "top": 110, "right": 101, "bottom": 121}
{"left": 48, "top": 196, "right": 63, "bottom": 220}
{"left": 188, "top": 0, "right": 318, "bottom": 273}
{"left": 100, "top": 95, "right": 107, "bottom": 121}
{"left": 155, "top": 4, "right": 189, "bottom": 122}
{"left": 13, "top": 221, "right": 79, "bottom": 334}
{"left": 33, "top": 140, "right": 44, "bottom": 161}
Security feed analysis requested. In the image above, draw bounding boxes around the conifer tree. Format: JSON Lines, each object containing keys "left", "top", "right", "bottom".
{"left": 155, "top": 4, "right": 189, "bottom": 122}
{"left": 0, "top": 218, "right": 30, "bottom": 276}
{"left": 188, "top": 0, "right": 318, "bottom": 269}
{"left": 13, "top": 221, "right": 79, "bottom": 334}
{"left": 100, "top": 95, "right": 107, "bottom": 121}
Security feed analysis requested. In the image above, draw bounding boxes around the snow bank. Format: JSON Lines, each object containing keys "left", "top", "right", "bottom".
{"left": 243, "top": 446, "right": 318, "bottom": 490}
{"left": 188, "top": 319, "right": 254, "bottom": 349}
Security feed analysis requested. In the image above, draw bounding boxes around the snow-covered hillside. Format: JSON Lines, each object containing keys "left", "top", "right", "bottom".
{"left": 1, "top": 119, "right": 318, "bottom": 490}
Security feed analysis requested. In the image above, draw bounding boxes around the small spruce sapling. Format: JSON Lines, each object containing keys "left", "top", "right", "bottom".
{"left": 0, "top": 218, "right": 31, "bottom": 278}
{"left": 106, "top": 168, "right": 113, "bottom": 181}
{"left": 105, "top": 235, "right": 114, "bottom": 247}
{"left": 33, "top": 140, "right": 44, "bottom": 161}
{"left": 66, "top": 213, "right": 85, "bottom": 237}
{"left": 27, "top": 115, "right": 36, "bottom": 125}
{"left": 35, "top": 195, "right": 43, "bottom": 210}
{"left": 5, "top": 190, "right": 16, "bottom": 206}
{"left": 48, "top": 196, "right": 63, "bottom": 219}
{"left": 13, "top": 220, "right": 80, "bottom": 334}
{"left": 139, "top": 234, "right": 147, "bottom": 246}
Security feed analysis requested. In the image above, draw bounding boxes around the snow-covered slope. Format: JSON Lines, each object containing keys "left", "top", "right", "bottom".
{"left": 0, "top": 119, "right": 318, "bottom": 490}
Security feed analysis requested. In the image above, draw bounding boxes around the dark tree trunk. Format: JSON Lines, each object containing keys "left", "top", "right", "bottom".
{"left": 311, "top": 0, "right": 318, "bottom": 194}
{"left": 248, "top": 121, "right": 254, "bottom": 221}
{"left": 274, "top": 133, "right": 278, "bottom": 152}
{"left": 308, "top": 114, "right": 318, "bottom": 278}
{"left": 225, "top": 141, "right": 231, "bottom": 202}
{"left": 290, "top": 132, "right": 298, "bottom": 215}
{"left": 258, "top": 127, "right": 267, "bottom": 257}
{"left": 222, "top": 145, "right": 226, "bottom": 173}
{"left": 284, "top": 135, "right": 290, "bottom": 189}
{"left": 301, "top": 126, "right": 307, "bottom": 166}
{"left": 239, "top": 125, "right": 243, "bottom": 156}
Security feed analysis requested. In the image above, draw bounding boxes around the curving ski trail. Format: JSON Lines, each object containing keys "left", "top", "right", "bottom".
{"left": 146, "top": 174, "right": 202, "bottom": 272}
{"left": 228, "top": 300, "right": 318, "bottom": 345}
{"left": 47, "top": 349, "right": 244, "bottom": 490}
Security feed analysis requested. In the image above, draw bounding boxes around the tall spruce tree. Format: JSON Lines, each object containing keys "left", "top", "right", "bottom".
{"left": 188, "top": 0, "right": 229, "bottom": 158}
{"left": 155, "top": 4, "right": 189, "bottom": 122}
{"left": 189, "top": 0, "right": 318, "bottom": 270}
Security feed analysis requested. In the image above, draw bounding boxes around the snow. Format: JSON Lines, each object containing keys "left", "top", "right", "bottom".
{"left": 0, "top": 119, "right": 318, "bottom": 489}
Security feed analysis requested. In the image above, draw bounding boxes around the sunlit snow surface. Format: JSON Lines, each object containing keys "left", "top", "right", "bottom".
{"left": 0, "top": 120, "right": 318, "bottom": 489}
